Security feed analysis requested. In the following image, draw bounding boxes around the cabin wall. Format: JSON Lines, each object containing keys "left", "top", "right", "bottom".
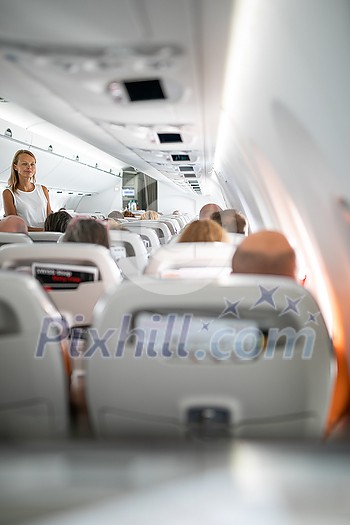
{"left": 216, "top": 0, "right": 350, "bottom": 365}
{"left": 75, "top": 180, "right": 123, "bottom": 216}
{"left": 158, "top": 181, "right": 197, "bottom": 216}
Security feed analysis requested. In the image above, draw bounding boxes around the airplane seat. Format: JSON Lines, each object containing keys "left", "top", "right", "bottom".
{"left": 126, "top": 221, "right": 172, "bottom": 245}
{"left": 118, "top": 226, "right": 160, "bottom": 255}
{"left": 28, "top": 231, "right": 64, "bottom": 243}
{"left": 0, "top": 270, "right": 69, "bottom": 439}
{"left": 0, "top": 243, "right": 122, "bottom": 328}
{"left": 144, "top": 242, "right": 235, "bottom": 279}
{"left": 227, "top": 232, "right": 246, "bottom": 246}
{"left": 162, "top": 215, "right": 185, "bottom": 230}
{"left": 85, "top": 275, "right": 335, "bottom": 439}
{"left": 160, "top": 218, "right": 181, "bottom": 235}
{"left": 109, "top": 230, "right": 148, "bottom": 278}
{"left": 0, "top": 232, "right": 33, "bottom": 246}
{"left": 171, "top": 215, "right": 187, "bottom": 228}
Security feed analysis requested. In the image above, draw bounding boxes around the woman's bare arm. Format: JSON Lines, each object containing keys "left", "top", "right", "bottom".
{"left": 42, "top": 185, "right": 53, "bottom": 216}
{"left": 2, "top": 188, "right": 17, "bottom": 217}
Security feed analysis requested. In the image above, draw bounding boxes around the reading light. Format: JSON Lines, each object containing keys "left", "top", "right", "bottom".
{"left": 107, "top": 81, "right": 124, "bottom": 102}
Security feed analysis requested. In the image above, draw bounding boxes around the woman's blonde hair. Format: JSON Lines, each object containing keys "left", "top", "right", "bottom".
{"left": 178, "top": 219, "right": 230, "bottom": 243}
{"left": 8, "top": 149, "right": 37, "bottom": 192}
{"left": 140, "top": 210, "right": 160, "bottom": 220}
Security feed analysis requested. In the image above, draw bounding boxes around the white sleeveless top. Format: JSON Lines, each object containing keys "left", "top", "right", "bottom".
{"left": 9, "top": 184, "right": 48, "bottom": 228}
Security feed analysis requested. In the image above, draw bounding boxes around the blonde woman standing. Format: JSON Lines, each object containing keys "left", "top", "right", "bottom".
{"left": 2, "top": 149, "right": 52, "bottom": 231}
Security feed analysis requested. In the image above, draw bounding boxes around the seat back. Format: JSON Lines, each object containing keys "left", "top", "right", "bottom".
{"left": 160, "top": 218, "right": 181, "bottom": 235}
{"left": 0, "top": 232, "right": 33, "bottom": 246}
{"left": 85, "top": 275, "right": 335, "bottom": 439}
{"left": 144, "top": 242, "right": 235, "bottom": 278}
{"left": 122, "top": 226, "right": 160, "bottom": 255}
{"left": 0, "top": 243, "right": 122, "bottom": 326}
{"left": 109, "top": 230, "right": 148, "bottom": 277}
{"left": 0, "top": 271, "right": 69, "bottom": 439}
{"left": 28, "top": 232, "right": 63, "bottom": 243}
{"left": 126, "top": 221, "right": 172, "bottom": 244}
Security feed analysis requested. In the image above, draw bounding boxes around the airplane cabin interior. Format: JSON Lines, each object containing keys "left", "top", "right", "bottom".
{"left": 1, "top": 0, "right": 350, "bottom": 523}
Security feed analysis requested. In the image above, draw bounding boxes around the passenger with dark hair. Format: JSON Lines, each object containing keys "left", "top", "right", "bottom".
{"left": 211, "top": 208, "right": 248, "bottom": 235}
{"left": 198, "top": 203, "right": 222, "bottom": 220}
{"left": 2, "top": 149, "right": 52, "bottom": 231}
{"left": 62, "top": 217, "right": 110, "bottom": 249}
{"left": 44, "top": 210, "right": 72, "bottom": 233}
{"left": 235, "top": 210, "right": 248, "bottom": 235}
{"left": 123, "top": 210, "right": 136, "bottom": 218}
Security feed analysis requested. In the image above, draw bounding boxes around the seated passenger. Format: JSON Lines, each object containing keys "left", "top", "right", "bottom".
{"left": 231, "top": 229, "right": 350, "bottom": 434}
{"left": 199, "top": 203, "right": 222, "bottom": 220}
{"left": 108, "top": 210, "right": 124, "bottom": 221}
{"left": 231, "top": 230, "right": 296, "bottom": 278}
{"left": 106, "top": 218, "right": 120, "bottom": 229}
{"left": 44, "top": 210, "right": 72, "bottom": 233}
{"left": 178, "top": 219, "right": 230, "bottom": 243}
{"left": 235, "top": 210, "right": 249, "bottom": 235}
{"left": 61, "top": 217, "right": 110, "bottom": 248}
{"left": 140, "top": 210, "right": 160, "bottom": 220}
{"left": 0, "top": 215, "right": 28, "bottom": 233}
{"left": 172, "top": 209, "right": 181, "bottom": 215}
{"left": 211, "top": 209, "right": 248, "bottom": 235}
{"left": 123, "top": 210, "right": 136, "bottom": 218}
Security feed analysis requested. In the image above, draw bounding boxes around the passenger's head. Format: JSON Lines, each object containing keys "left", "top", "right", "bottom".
{"left": 235, "top": 210, "right": 249, "bottom": 235}
{"left": 211, "top": 209, "right": 248, "bottom": 234}
{"left": 108, "top": 210, "right": 124, "bottom": 221}
{"left": 172, "top": 210, "right": 181, "bottom": 215}
{"left": 123, "top": 210, "right": 135, "bottom": 218}
{"left": 9, "top": 149, "right": 37, "bottom": 191}
{"left": 62, "top": 217, "right": 110, "bottom": 248}
{"left": 231, "top": 230, "right": 296, "bottom": 278}
{"left": 106, "top": 218, "right": 128, "bottom": 231}
{"left": 0, "top": 215, "right": 28, "bottom": 233}
{"left": 199, "top": 203, "right": 222, "bottom": 220}
{"left": 178, "top": 219, "right": 230, "bottom": 243}
{"left": 44, "top": 210, "right": 72, "bottom": 232}
{"left": 140, "top": 210, "right": 160, "bottom": 220}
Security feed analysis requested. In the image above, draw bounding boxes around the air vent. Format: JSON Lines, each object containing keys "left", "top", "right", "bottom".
{"left": 157, "top": 133, "right": 182, "bottom": 144}
{"left": 184, "top": 173, "right": 196, "bottom": 178}
{"left": 179, "top": 166, "right": 194, "bottom": 172}
{"left": 123, "top": 79, "right": 166, "bottom": 101}
{"left": 171, "top": 154, "right": 190, "bottom": 162}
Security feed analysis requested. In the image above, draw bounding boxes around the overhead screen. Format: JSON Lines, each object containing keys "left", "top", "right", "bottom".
{"left": 171, "top": 154, "right": 190, "bottom": 162}
{"left": 158, "top": 133, "right": 182, "bottom": 144}
{"left": 124, "top": 79, "right": 166, "bottom": 101}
